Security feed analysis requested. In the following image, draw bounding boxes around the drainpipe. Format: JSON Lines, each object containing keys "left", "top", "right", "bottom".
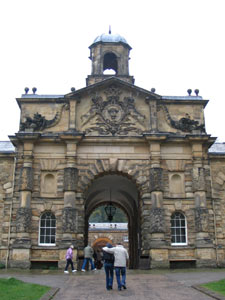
{"left": 5, "top": 155, "right": 16, "bottom": 269}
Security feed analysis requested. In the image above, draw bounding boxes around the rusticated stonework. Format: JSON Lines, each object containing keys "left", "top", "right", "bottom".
{"left": 62, "top": 207, "right": 77, "bottom": 232}
{"left": 192, "top": 167, "right": 206, "bottom": 191}
{"left": 149, "top": 208, "right": 165, "bottom": 233}
{"left": 64, "top": 168, "right": 78, "bottom": 191}
{"left": 16, "top": 207, "right": 32, "bottom": 233}
{"left": 194, "top": 207, "right": 209, "bottom": 232}
{"left": 19, "top": 167, "right": 33, "bottom": 191}
{"left": 149, "top": 168, "right": 163, "bottom": 192}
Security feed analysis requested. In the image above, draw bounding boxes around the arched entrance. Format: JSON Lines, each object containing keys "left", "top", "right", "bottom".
{"left": 84, "top": 174, "right": 140, "bottom": 269}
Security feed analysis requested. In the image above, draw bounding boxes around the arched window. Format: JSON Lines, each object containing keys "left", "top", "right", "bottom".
{"left": 171, "top": 212, "right": 187, "bottom": 245}
{"left": 39, "top": 212, "right": 56, "bottom": 246}
{"left": 103, "top": 52, "right": 118, "bottom": 74}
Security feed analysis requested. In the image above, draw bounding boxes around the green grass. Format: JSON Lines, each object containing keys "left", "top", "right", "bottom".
{"left": 202, "top": 279, "right": 225, "bottom": 296}
{"left": 0, "top": 277, "right": 50, "bottom": 300}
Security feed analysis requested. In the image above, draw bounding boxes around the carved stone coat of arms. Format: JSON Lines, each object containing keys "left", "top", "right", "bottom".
{"left": 81, "top": 85, "right": 145, "bottom": 136}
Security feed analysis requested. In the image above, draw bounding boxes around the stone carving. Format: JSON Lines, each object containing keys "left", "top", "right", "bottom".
{"left": 19, "top": 167, "right": 33, "bottom": 191}
{"left": 149, "top": 208, "right": 165, "bottom": 233}
{"left": 16, "top": 207, "right": 32, "bottom": 233}
{"left": 81, "top": 85, "right": 145, "bottom": 136}
{"left": 195, "top": 207, "right": 209, "bottom": 232}
{"left": 162, "top": 104, "right": 205, "bottom": 133}
{"left": 62, "top": 207, "right": 77, "bottom": 232}
{"left": 149, "top": 168, "right": 163, "bottom": 192}
{"left": 20, "top": 103, "right": 68, "bottom": 131}
{"left": 64, "top": 168, "right": 78, "bottom": 191}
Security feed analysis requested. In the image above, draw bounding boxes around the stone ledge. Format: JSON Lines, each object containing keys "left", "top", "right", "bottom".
{"left": 40, "top": 287, "right": 59, "bottom": 300}
{"left": 192, "top": 284, "right": 225, "bottom": 300}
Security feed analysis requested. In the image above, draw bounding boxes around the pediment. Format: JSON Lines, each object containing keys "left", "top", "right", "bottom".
{"left": 65, "top": 77, "right": 161, "bottom": 100}
{"left": 67, "top": 77, "right": 160, "bottom": 136}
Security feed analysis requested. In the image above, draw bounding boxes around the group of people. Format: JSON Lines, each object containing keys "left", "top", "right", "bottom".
{"left": 64, "top": 242, "right": 129, "bottom": 291}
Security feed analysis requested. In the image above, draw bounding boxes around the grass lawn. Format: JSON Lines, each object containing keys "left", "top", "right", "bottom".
{"left": 0, "top": 277, "right": 50, "bottom": 300}
{"left": 202, "top": 279, "right": 225, "bottom": 296}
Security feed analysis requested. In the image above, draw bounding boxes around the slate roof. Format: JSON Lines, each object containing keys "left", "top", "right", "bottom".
{"left": 0, "top": 141, "right": 15, "bottom": 153}
{"left": 209, "top": 143, "right": 225, "bottom": 154}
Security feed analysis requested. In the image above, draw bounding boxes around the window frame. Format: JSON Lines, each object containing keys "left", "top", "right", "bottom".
{"left": 170, "top": 211, "right": 187, "bottom": 246}
{"left": 39, "top": 211, "right": 56, "bottom": 246}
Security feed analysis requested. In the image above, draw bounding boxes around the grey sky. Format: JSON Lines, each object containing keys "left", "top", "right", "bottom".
{"left": 0, "top": 0, "right": 224, "bottom": 141}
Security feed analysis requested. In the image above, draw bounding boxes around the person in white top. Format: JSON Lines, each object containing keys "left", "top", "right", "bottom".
{"left": 102, "top": 243, "right": 129, "bottom": 291}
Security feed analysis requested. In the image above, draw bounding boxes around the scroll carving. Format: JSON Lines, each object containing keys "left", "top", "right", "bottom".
{"left": 81, "top": 85, "right": 145, "bottom": 136}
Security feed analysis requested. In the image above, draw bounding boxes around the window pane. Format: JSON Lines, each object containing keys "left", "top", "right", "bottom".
{"left": 45, "top": 236, "right": 50, "bottom": 244}
{"left": 40, "top": 236, "right": 44, "bottom": 243}
{"left": 51, "top": 228, "right": 56, "bottom": 235}
{"left": 51, "top": 220, "right": 56, "bottom": 227}
{"left": 46, "top": 220, "right": 50, "bottom": 227}
{"left": 51, "top": 236, "right": 55, "bottom": 243}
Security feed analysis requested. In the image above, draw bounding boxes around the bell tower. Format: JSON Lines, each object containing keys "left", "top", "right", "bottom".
{"left": 86, "top": 30, "right": 134, "bottom": 86}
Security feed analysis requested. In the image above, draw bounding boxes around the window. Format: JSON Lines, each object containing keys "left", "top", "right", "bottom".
{"left": 39, "top": 212, "right": 56, "bottom": 246}
{"left": 171, "top": 212, "right": 187, "bottom": 245}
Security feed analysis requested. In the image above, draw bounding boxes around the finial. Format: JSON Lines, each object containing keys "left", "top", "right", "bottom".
{"left": 109, "top": 25, "right": 111, "bottom": 34}
{"left": 24, "top": 87, "right": 29, "bottom": 94}
{"left": 194, "top": 89, "right": 199, "bottom": 96}
{"left": 187, "top": 89, "right": 192, "bottom": 96}
{"left": 71, "top": 87, "right": 76, "bottom": 92}
{"left": 32, "top": 87, "right": 37, "bottom": 94}
{"left": 151, "top": 88, "right": 156, "bottom": 93}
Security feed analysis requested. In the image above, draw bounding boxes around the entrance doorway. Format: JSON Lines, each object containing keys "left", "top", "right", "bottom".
{"left": 84, "top": 174, "right": 140, "bottom": 269}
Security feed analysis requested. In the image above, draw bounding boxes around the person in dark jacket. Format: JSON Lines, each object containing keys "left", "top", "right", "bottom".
{"left": 102, "top": 243, "right": 114, "bottom": 290}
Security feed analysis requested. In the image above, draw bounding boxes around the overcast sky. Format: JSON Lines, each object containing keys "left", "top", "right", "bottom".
{"left": 0, "top": 0, "right": 225, "bottom": 142}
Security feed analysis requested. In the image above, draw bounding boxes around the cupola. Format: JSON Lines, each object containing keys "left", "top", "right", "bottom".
{"left": 86, "top": 30, "right": 134, "bottom": 86}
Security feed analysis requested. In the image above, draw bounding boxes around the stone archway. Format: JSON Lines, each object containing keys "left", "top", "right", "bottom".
{"left": 84, "top": 173, "right": 140, "bottom": 269}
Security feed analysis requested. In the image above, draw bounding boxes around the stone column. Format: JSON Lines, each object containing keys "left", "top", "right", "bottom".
{"left": 12, "top": 140, "right": 35, "bottom": 268}
{"left": 191, "top": 141, "right": 215, "bottom": 267}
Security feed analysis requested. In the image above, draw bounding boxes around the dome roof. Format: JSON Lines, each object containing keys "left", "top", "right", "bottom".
{"left": 90, "top": 32, "right": 131, "bottom": 49}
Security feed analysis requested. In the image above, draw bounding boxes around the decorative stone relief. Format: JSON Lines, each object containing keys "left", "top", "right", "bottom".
{"left": 161, "top": 104, "right": 205, "bottom": 133}
{"left": 195, "top": 207, "right": 209, "bottom": 232}
{"left": 64, "top": 168, "right": 78, "bottom": 191}
{"left": 149, "top": 208, "right": 165, "bottom": 233}
{"left": 81, "top": 85, "right": 145, "bottom": 136}
{"left": 62, "top": 207, "right": 77, "bottom": 232}
{"left": 149, "top": 168, "right": 163, "bottom": 192}
{"left": 20, "top": 103, "right": 68, "bottom": 131}
{"left": 19, "top": 167, "right": 33, "bottom": 191}
{"left": 16, "top": 207, "right": 32, "bottom": 233}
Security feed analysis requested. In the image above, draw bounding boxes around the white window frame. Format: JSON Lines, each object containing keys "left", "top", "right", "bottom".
{"left": 39, "top": 212, "right": 56, "bottom": 246}
{"left": 171, "top": 212, "right": 187, "bottom": 246}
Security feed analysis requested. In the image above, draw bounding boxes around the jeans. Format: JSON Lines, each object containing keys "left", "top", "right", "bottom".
{"left": 65, "top": 258, "right": 75, "bottom": 271}
{"left": 81, "top": 258, "right": 95, "bottom": 270}
{"left": 104, "top": 262, "right": 114, "bottom": 290}
{"left": 115, "top": 267, "right": 126, "bottom": 289}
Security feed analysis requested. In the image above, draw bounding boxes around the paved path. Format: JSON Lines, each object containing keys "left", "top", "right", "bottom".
{"left": 1, "top": 269, "right": 225, "bottom": 299}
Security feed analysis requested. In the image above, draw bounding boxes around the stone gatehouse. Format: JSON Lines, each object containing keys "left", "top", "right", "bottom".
{"left": 1, "top": 31, "right": 225, "bottom": 269}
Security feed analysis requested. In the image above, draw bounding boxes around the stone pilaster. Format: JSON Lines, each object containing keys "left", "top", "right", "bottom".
{"left": 145, "top": 97, "right": 158, "bottom": 132}
{"left": 12, "top": 138, "right": 36, "bottom": 268}
{"left": 191, "top": 141, "right": 215, "bottom": 266}
{"left": 60, "top": 138, "right": 82, "bottom": 257}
